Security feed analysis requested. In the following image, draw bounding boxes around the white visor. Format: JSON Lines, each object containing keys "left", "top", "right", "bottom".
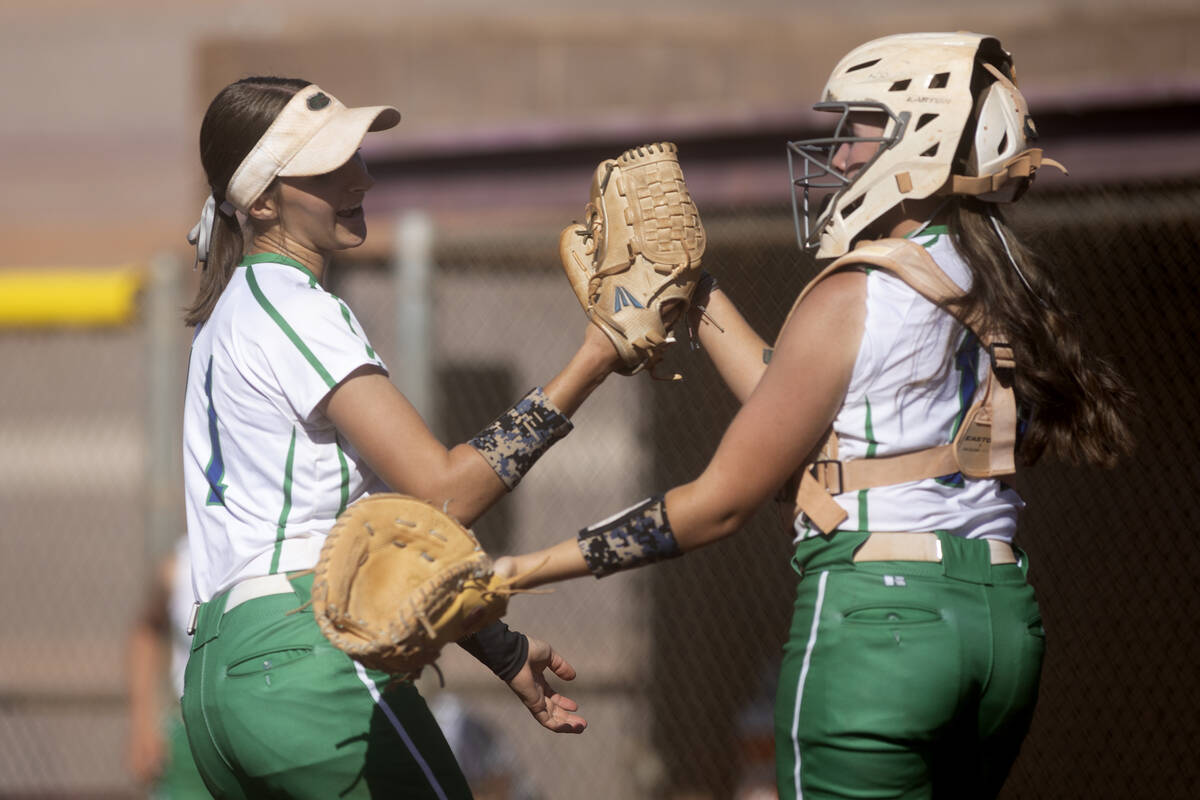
{"left": 225, "top": 84, "right": 400, "bottom": 211}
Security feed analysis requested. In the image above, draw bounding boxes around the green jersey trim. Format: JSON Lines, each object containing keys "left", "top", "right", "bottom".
{"left": 270, "top": 427, "right": 298, "bottom": 574}
{"left": 245, "top": 265, "right": 337, "bottom": 389}
{"left": 857, "top": 397, "right": 879, "bottom": 530}
{"left": 335, "top": 442, "right": 350, "bottom": 517}
{"left": 336, "top": 298, "right": 377, "bottom": 360}
{"left": 240, "top": 252, "right": 319, "bottom": 283}
{"left": 906, "top": 224, "right": 948, "bottom": 248}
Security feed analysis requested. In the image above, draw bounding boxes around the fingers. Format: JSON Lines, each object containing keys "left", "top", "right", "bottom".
{"left": 546, "top": 688, "right": 579, "bottom": 713}
{"left": 528, "top": 637, "right": 576, "bottom": 681}
{"left": 546, "top": 649, "right": 577, "bottom": 681}
{"left": 541, "top": 693, "right": 587, "bottom": 733}
{"left": 517, "top": 637, "right": 587, "bottom": 733}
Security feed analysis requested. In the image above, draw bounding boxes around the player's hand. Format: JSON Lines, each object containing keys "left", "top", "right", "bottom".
{"left": 505, "top": 636, "right": 587, "bottom": 734}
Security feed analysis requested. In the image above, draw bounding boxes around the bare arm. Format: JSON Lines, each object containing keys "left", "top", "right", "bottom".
{"left": 325, "top": 323, "right": 620, "bottom": 526}
{"left": 498, "top": 271, "right": 866, "bottom": 587}
{"left": 691, "top": 285, "right": 771, "bottom": 404}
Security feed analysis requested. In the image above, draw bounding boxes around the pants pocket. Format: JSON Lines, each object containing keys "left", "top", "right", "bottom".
{"left": 226, "top": 646, "right": 314, "bottom": 678}
{"left": 842, "top": 603, "right": 943, "bottom": 625}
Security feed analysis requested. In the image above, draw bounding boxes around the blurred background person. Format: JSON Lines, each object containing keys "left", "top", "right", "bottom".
{"left": 126, "top": 537, "right": 210, "bottom": 799}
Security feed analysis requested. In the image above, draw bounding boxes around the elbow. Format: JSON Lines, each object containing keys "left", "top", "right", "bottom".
{"left": 668, "top": 481, "right": 762, "bottom": 551}
{"left": 719, "top": 506, "right": 756, "bottom": 540}
{"left": 684, "top": 504, "right": 755, "bottom": 550}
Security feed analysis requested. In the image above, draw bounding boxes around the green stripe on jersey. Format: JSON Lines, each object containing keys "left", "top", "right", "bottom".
{"left": 270, "top": 428, "right": 298, "bottom": 574}
{"left": 245, "top": 264, "right": 337, "bottom": 389}
{"left": 336, "top": 443, "right": 350, "bottom": 517}
{"left": 336, "top": 299, "right": 377, "bottom": 360}
{"left": 858, "top": 396, "right": 879, "bottom": 530}
{"left": 241, "top": 252, "right": 318, "bottom": 282}
{"left": 906, "top": 223, "right": 948, "bottom": 248}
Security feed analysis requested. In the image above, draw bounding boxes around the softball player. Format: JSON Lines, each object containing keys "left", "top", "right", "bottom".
{"left": 496, "top": 33, "right": 1134, "bottom": 799}
{"left": 180, "top": 77, "right": 619, "bottom": 799}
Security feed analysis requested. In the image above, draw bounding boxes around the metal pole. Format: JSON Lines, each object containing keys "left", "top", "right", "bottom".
{"left": 393, "top": 211, "right": 435, "bottom": 422}
{"left": 144, "top": 252, "right": 184, "bottom": 566}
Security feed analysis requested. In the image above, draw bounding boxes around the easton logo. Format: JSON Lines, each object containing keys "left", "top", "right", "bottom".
{"left": 613, "top": 286, "right": 644, "bottom": 312}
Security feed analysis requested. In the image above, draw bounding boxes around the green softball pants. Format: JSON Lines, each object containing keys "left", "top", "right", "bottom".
{"left": 182, "top": 573, "right": 472, "bottom": 799}
{"left": 774, "top": 532, "right": 1045, "bottom": 800}
{"left": 152, "top": 709, "right": 210, "bottom": 799}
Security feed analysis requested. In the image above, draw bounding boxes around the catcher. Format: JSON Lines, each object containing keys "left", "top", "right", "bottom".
{"left": 180, "top": 79, "right": 693, "bottom": 800}
{"left": 496, "top": 32, "right": 1134, "bottom": 800}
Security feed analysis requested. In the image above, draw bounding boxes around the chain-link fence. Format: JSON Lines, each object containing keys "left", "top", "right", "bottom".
{"left": 1, "top": 179, "right": 1197, "bottom": 798}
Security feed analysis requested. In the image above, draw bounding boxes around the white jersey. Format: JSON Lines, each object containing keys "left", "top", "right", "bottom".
{"left": 183, "top": 253, "right": 388, "bottom": 601}
{"left": 168, "top": 537, "right": 194, "bottom": 697}
{"left": 796, "top": 226, "right": 1023, "bottom": 542}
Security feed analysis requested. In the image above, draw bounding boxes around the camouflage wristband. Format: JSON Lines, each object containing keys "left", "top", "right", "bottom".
{"left": 577, "top": 495, "right": 682, "bottom": 578}
{"left": 468, "top": 387, "right": 573, "bottom": 490}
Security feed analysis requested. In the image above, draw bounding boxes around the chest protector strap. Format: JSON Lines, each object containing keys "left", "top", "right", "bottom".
{"left": 787, "top": 238, "right": 1018, "bottom": 534}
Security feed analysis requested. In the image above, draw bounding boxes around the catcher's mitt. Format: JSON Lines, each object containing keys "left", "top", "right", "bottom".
{"left": 560, "top": 142, "right": 706, "bottom": 378}
{"left": 311, "top": 494, "right": 511, "bottom": 678}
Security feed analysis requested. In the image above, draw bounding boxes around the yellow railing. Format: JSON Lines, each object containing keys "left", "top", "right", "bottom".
{"left": 0, "top": 266, "right": 144, "bottom": 327}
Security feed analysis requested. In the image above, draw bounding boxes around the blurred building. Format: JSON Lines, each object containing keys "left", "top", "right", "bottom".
{"left": 1, "top": 2, "right": 1199, "bottom": 798}
{"left": 3, "top": 0, "right": 1199, "bottom": 265}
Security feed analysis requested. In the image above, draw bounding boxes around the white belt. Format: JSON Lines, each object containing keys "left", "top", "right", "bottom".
{"left": 224, "top": 573, "right": 295, "bottom": 613}
{"left": 853, "top": 533, "right": 1017, "bottom": 565}
{"left": 186, "top": 573, "right": 296, "bottom": 636}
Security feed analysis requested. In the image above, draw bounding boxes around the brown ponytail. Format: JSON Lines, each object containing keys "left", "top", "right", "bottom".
{"left": 184, "top": 76, "right": 311, "bottom": 326}
{"left": 946, "top": 197, "right": 1136, "bottom": 468}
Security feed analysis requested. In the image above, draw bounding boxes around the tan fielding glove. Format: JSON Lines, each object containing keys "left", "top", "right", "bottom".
{"left": 312, "top": 494, "right": 511, "bottom": 679}
{"left": 560, "top": 142, "right": 707, "bottom": 378}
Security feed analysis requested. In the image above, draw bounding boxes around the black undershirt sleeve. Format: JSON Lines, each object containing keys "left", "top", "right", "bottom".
{"left": 457, "top": 620, "right": 529, "bottom": 683}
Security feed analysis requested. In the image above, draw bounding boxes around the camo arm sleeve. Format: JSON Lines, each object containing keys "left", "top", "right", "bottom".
{"left": 577, "top": 495, "right": 682, "bottom": 578}
{"left": 468, "top": 387, "right": 573, "bottom": 490}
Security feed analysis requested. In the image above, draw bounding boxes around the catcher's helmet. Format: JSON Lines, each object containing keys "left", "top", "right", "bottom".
{"left": 788, "top": 32, "right": 1063, "bottom": 259}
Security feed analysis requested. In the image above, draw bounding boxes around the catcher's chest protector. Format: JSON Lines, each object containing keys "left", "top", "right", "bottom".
{"left": 788, "top": 238, "right": 1018, "bottom": 534}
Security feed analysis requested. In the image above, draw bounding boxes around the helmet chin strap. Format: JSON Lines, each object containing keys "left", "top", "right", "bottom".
{"left": 985, "top": 206, "right": 1047, "bottom": 307}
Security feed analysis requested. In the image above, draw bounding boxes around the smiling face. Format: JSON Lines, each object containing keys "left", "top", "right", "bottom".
{"left": 248, "top": 151, "right": 376, "bottom": 272}
{"left": 275, "top": 151, "right": 375, "bottom": 253}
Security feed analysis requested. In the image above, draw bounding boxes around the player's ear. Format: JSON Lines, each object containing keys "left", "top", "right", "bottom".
{"left": 247, "top": 185, "right": 280, "bottom": 223}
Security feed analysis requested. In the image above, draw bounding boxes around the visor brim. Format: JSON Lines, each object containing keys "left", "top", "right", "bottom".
{"left": 279, "top": 105, "right": 401, "bottom": 178}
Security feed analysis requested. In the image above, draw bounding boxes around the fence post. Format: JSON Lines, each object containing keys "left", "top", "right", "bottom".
{"left": 393, "top": 211, "right": 435, "bottom": 421}
{"left": 144, "top": 251, "right": 184, "bottom": 565}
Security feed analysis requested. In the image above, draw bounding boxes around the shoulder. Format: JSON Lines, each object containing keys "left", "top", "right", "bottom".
{"left": 787, "top": 267, "right": 868, "bottom": 326}
{"left": 775, "top": 268, "right": 867, "bottom": 363}
{"left": 238, "top": 265, "right": 345, "bottom": 331}
{"left": 810, "top": 266, "right": 869, "bottom": 296}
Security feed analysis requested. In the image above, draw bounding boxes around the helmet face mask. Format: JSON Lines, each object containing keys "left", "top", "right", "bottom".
{"left": 787, "top": 32, "right": 1058, "bottom": 260}
{"left": 787, "top": 100, "right": 908, "bottom": 254}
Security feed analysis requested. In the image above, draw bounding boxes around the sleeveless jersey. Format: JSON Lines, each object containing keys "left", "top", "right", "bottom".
{"left": 795, "top": 226, "right": 1022, "bottom": 542}
{"left": 183, "top": 253, "right": 388, "bottom": 601}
